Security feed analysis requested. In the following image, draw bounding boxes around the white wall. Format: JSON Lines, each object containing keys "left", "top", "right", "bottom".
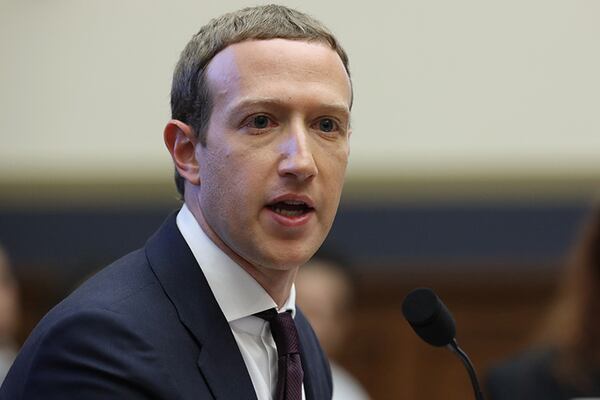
{"left": 1, "top": 0, "right": 599, "bottom": 183}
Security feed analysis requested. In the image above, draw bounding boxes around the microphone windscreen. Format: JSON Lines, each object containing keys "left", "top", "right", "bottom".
{"left": 402, "top": 287, "right": 456, "bottom": 347}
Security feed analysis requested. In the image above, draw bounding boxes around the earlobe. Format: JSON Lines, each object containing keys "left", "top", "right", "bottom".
{"left": 163, "top": 120, "right": 201, "bottom": 185}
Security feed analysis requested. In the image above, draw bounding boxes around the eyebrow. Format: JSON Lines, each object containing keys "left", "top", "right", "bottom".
{"left": 227, "top": 97, "right": 351, "bottom": 118}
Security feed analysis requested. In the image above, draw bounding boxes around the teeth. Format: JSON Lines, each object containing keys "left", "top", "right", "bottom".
{"left": 283, "top": 200, "right": 305, "bottom": 206}
{"left": 273, "top": 207, "right": 305, "bottom": 217}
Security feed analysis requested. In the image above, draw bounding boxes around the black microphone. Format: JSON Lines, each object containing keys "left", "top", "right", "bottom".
{"left": 402, "top": 287, "right": 485, "bottom": 400}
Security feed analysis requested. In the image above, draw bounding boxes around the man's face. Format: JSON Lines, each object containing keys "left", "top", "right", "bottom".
{"left": 195, "top": 38, "right": 351, "bottom": 271}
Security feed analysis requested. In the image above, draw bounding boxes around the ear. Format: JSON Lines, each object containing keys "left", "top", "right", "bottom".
{"left": 163, "top": 119, "right": 201, "bottom": 185}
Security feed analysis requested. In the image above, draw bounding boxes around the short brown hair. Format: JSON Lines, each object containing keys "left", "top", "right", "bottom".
{"left": 170, "top": 4, "right": 352, "bottom": 196}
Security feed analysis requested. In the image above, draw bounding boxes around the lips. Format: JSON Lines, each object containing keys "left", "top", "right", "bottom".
{"left": 266, "top": 195, "right": 315, "bottom": 225}
{"left": 268, "top": 199, "right": 314, "bottom": 217}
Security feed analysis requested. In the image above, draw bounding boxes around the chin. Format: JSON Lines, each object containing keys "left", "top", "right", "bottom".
{"left": 252, "top": 235, "right": 325, "bottom": 270}
{"left": 264, "top": 249, "right": 314, "bottom": 271}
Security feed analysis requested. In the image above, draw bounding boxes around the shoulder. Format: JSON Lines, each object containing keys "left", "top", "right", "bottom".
{"left": 2, "top": 303, "right": 178, "bottom": 399}
{"left": 1, "top": 250, "right": 179, "bottom": 399}
{"left": 67, "top": 248, "right": 156, "bottom": 307}
{"left": 485, "top": 347, "right": 562, "bottom": 400}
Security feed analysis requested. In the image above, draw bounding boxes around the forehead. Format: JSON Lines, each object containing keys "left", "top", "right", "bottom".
{"left": 204, "top": 39, "right": 352, "bottom": 110}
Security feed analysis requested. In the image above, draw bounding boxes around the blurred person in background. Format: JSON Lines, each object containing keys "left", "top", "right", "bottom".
{"left": 0, "top": 245, "right": 19, "bottom": 384}
{"left": 486, "top": 205, "right": 600, "bottom": 399}
{"left": 296, "top": 251, "right": 371, "bottom": 400}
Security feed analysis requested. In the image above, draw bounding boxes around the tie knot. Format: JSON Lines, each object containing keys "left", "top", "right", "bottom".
{"left": 254, "top": 309, "right": 301, "bottom": 355}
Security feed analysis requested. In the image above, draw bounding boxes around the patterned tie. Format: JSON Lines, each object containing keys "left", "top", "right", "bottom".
{"left": 255, "top": 308, "right": 304, "bottom": 400}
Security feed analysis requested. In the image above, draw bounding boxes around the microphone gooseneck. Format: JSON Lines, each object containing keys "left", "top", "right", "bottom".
{"left": 402, "top": 287, "right": 485, "bottom": 400}
{"left": 447, "top": 339, "right": 484, "bottom": 400}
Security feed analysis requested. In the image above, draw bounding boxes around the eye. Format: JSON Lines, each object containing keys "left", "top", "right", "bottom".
{"left": 320, "top": 118, "right": 336, "bottom": 132}
{"left": 243, "top": 114, "right": 276, "bottom": 130}
{"left": 312, "top": 117, "right": 340, "bottom": 134}
{"left": 251, "top": 115, "right": 270, "bottom": 129}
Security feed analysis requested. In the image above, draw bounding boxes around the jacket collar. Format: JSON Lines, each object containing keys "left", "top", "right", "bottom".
{"left": 144, "top": 211, "right": 257, "bottom": 400}
{"left": 296, "top": 308, "right": 333, "bottom": 400}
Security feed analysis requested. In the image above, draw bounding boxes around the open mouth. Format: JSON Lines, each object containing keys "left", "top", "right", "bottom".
{"left": 267, "top": 200, "right": 314, "bottom": 218}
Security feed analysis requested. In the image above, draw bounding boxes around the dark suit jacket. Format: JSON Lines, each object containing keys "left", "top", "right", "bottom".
{"left": 0, "top": 213, "right": 332, "bottom": 399}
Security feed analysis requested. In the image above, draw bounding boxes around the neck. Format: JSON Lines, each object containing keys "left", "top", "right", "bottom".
{"left": 184, "top": 193, "right": 297, "bottom": 308}
{"left": 248, "top": 266, "right": 298, "bottom": 309}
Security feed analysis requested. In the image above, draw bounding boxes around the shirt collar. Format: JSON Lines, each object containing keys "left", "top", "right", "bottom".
{"left": 176, "top": 204, "right": 296, "bottom": 322}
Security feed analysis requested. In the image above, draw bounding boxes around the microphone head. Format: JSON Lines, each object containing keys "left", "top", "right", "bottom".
{"left": 402, "top": 287, "right": 456, "bottom": 347}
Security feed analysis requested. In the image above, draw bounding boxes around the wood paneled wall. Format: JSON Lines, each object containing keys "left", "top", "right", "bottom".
{"left": 335, "top": 269, "right": 559, "bottom": 400}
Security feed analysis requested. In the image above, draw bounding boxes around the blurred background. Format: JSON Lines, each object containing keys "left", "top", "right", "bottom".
{"left": 1, "top": 0, "right": 599, "bottom": 398}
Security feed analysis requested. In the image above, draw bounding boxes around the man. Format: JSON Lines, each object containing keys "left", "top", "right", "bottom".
{"left": 0, "top": 4, "right": 352, "bottom": 400}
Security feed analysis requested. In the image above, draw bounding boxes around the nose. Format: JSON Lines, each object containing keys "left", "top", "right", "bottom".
{"left": 278, "top": 125, "right": 318, "bottom": 181}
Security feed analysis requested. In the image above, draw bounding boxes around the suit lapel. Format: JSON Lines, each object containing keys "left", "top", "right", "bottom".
{"left": 296, "top": 308, "right": 333, "bottom": 400}
{"left": 145, "top": 212, "right": 257, "bottom": 400}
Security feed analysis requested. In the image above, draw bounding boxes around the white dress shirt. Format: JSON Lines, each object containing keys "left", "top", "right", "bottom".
{"left": 177, "top": 205, "right": 305, "bottom": 400}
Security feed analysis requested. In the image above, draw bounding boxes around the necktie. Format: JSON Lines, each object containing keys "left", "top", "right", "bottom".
{"left": 255, "top": 308, "right": 304, "bottom": 400}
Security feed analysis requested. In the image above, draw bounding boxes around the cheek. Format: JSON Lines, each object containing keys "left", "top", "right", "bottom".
{"left": 320, "top": 148, "right": 349, "bottom": 194}
{"left": 322, "top": 141, "right": 349, "bottom": 172}
{"left": 201, "top": 150, "right": 265, "bottom": 216}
